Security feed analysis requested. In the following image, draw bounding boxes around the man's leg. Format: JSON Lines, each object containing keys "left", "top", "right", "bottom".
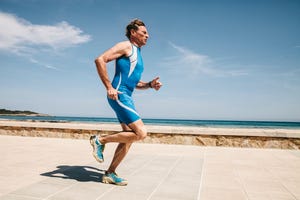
{"left": 100, "top": 120, "right": 147, "bottom": 186}
{"left": 103, "top": 120, "right": 147, "bottom": 172}
{"left": 106, "top": 123, "right": 133, "bottom": 174}
{"left": 90, "top": 119, "right": 147, "bottom": 164}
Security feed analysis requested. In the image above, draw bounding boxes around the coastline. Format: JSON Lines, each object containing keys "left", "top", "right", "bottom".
{"left": 1, "top": 120, "right": 300, "bottom": 149}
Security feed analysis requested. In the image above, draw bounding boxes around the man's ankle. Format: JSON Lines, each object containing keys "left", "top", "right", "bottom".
{"left": 96, "top": 136, "right": 103, "bottom": 145}
{"left": 106, "top": 170, "right": 115, "bottom": 174}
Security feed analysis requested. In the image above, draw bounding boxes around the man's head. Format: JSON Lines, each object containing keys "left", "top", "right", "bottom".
{"left": 126, "top": 19, "right": 149, "bottom": 47}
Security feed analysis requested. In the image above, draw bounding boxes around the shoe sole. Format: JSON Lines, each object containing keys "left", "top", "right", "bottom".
{"left": 89, "top": 136, "right": 104, "bottom": 163}
{"left": 102, "top": 176, "right": 128, "bottom": 186}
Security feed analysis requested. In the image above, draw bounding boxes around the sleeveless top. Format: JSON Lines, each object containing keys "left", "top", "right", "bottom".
{"left": 111, "top": 43, "right": 144, "bottom": 96}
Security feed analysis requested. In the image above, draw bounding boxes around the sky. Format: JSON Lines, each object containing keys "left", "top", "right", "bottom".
{"left": 0, "top": 0, "right": 300, "bottom": 121}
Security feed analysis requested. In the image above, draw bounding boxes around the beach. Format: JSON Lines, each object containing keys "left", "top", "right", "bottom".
{"left": 0, "top": 120, "right": 299, "bottom": 149}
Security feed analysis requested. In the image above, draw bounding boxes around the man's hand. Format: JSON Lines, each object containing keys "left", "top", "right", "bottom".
{"left": 107, "top": 88, "right": 122, "bottom": 100}
{"left": 150, "top": 77, "right": 162, "bottom": 91}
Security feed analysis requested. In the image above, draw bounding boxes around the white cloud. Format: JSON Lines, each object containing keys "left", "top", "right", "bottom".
{"left": 0, "top": 11, "right": 91, "bottom": 54}
{"left": 167, "top": 42, "right": 214, "bottom": 75}
{"left": 164, "top": 42, "right": 248, "bottom": 77}
{"left": 29, "top": 58, "right": 59, "bottom": 71}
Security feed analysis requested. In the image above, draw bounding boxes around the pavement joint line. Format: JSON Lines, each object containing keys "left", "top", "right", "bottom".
{"left": 196, "top": 148, "right": 207, "bottom": 200}
{"left": 234, "top": 162, "right": 250, "bottom": 200}
{"left": 95, "top": 155, "right": 159, "bottom": 200}
{"left": 276, "top": 180, "right": 298, "bottom": 200}
{"left": 42, "top": 181, "right": 80, "bottom": 200}
{"left": 266, "top": 151, "right": 299, "bottom": 200}
{"left": 94, "top": 185, "right": 115, "bottom": 200}
{"left": 128, "top": 155, "right": 159, "bottom": 176}
{"left": 265, "top": 165, "right": 298, "bottom": 200}
{"left": 145, "top": 156, "right": 182, "bottom": 200}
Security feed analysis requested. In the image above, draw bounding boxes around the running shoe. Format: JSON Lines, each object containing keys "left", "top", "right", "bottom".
{"left": 102, "top": 172, "right": 128, "bottom": 186}
{"left": 90, "top": 135, "right": 105, "bottom": 163}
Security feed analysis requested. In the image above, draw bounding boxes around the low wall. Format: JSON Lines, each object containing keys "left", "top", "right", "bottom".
{"left": 1, "top": 125, "right": 300, "bottom": 149}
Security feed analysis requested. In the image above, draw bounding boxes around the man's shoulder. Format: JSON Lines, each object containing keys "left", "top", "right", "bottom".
{"left": 114, "top": 41, "right": 132, "bottom": 56}
{"left": 115, "top": 41, "right": 131, "bottom": 49}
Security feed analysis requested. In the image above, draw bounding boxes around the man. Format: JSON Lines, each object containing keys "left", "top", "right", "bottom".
{"left": 90, "top": 19, "right": 162, "bottom": 186}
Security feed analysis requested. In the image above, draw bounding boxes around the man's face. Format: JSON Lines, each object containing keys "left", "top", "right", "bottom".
{"left": 132, "top": 26, "right": 149, "bottom": 46}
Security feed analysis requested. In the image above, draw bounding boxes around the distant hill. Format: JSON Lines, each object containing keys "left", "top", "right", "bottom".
{"left": 0, "top": 109, "right": 46, "bottom": 116}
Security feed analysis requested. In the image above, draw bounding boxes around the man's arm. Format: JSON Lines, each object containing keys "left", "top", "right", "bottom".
{"left": 95, "top": 41, "right": 131, "bottom": 100}
{"left": 136, "top": 77, "right": 162, "bottom": 91}
{"left": 136, "top": 81, "right": 151, "bottom": 90}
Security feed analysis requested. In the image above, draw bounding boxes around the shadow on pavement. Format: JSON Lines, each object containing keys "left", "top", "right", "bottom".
{"left": 41, "top": 165, "right": 105, "bottom": 182}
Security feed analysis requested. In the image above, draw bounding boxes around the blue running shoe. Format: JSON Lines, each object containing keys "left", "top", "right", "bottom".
{"left": 90, "top": 135, "right": 105, "bottom": 163}
{"left": 102, "top": 172, "right": 128, "bottom": 186}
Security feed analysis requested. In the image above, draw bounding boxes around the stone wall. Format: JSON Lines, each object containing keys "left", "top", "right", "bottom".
{"left": 145, "top": 133, "right": 300, "bottom": 149}
{"left": 0, "top": 126, "right": 299, "bottom": 149}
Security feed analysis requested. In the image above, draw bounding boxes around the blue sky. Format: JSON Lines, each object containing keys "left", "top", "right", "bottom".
{"left": 0, "top": 0, "right": 299, "bottom": 121}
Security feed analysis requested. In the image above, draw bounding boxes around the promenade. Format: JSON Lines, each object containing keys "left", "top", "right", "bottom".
{"left": 0, "top": 135, "right": 299, "bottom": 200}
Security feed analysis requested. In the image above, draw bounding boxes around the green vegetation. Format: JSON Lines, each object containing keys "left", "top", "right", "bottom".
{"left": 0, "top": 109, "right": 39, "bottom": 115}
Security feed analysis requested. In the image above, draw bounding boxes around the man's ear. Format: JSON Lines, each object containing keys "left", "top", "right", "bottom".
{"left": 130, "top": 29, "right": 136, "bottom": 36}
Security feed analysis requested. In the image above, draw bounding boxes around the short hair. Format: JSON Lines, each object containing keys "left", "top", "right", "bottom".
{"left": 125, "top": 19, "right": 146, "bottom": 39}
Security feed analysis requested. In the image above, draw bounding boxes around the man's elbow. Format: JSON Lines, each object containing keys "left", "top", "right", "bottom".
{"left": 95, "top": 56, "right": 109, "bottom": 66}
{"left": 94, "top": 57, "right": 102, "bottom": 65}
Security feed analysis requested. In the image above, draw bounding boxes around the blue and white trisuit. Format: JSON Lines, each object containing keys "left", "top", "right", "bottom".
{"left": 107, "top": 43, "right": 144, "bottom": 125}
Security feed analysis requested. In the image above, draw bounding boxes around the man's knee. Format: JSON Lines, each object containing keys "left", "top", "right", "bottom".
{"left": 135, "top": 126, "right": 147, "bottom": 141}
{"left": 128, "top": 120, "right": 147, "bottom": 141}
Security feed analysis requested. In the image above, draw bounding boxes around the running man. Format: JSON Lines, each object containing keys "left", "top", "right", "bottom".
{"left": 90, "top": 19, "right": 162, "bottom": 186}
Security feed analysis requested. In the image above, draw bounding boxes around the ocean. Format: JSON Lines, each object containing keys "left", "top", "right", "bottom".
{"left": 0, "top": 115, "right": 300, "bottom": 129}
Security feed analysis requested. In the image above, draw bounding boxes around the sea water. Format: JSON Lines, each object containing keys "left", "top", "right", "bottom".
{"left": 0, "top": 115, "right": 300, "bottom": 129}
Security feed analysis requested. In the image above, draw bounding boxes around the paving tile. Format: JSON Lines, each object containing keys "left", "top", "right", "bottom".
{"left": 148, "top": 180, "right": 200, "bottom": 200}
{"left": 202, "top": 174, "right": 242, "bottom": 190}
{"left": 146, "top": 157, "right": 203, "bottom": 200}
{"left": 269, "top": 167, "right": 300, "bottom": 181}
{"left": 281, "top": 180, "right": 300, "bottom": 199}
{"left": 247, "top": 192, "right": 297, "bottom": 200}
{"left": 200, "top": 187, "right": 248, "bottom": 200}
{"left": 48, "top": 182, "right": 113, "bottom": 200}
{"left": 203, "top": 163, "right": 236, "bottom": 176}
{"left": 237, "top": 167, "right": 277, "bottom": 181}
{"left": 240, "top": 178, "right": 291, "bottom": 196}
{"left": 97, "top": 156, "right": 182, "bottom": 199}
{"left": 0, "top": 194, "right": 41, "bottom": 200}
{"left": 9, "top": 182, "right": 73, "bottom": 199}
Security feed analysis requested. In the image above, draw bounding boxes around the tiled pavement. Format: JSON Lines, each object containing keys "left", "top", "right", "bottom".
{"left": 0, "top": 135, "right": 299, "bottom": 200}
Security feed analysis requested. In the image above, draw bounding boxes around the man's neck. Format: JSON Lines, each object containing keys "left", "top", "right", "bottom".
{"left": 130, "top": 39, "right": 142, "bottom": 48}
